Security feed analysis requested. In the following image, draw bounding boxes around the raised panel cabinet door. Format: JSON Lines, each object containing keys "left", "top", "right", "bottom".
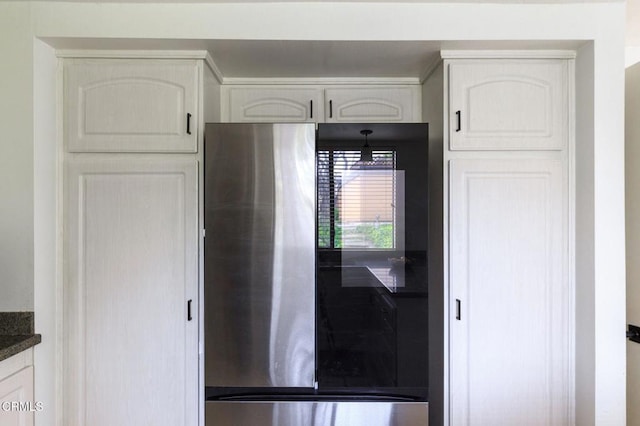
{"left": 64, "top": 157, "right": 198, "bottom": 426}
{"left": 65, "top": 59, "right": 199, "bottom": 152}
{"left": 449, "top": 60, "right": 568, "bottom": 150}
{"left": 324, "top": 86, "right": 419, "bottom": 123}
{"left": 0, "top": 366, "right": 34, "bottom": 426}
{"left": 449, "top": 158, "right": 571, "bottom": 425}
{"left": 228, "top": 87, "right": 322, "bottom": 122}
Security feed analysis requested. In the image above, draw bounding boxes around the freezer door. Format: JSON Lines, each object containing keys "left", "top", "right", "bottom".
{"left": 204, "top": 123, "right": 316, "bottom": 388}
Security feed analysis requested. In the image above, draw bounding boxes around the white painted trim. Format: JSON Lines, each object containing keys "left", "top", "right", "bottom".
{"left": 566, "top": 56, "right": 577, "bottom": 426}
{"left": 222, "top": 77, "right": 422, "bottom": 85}
{"left": 442, "top": 62, "right": 450, "bottom": 426}
{"left": 441, "top": 49, "right": 577, "bottom": 59}
{"left": 55, "top": 52, "right": 65, "bottom": 426}
{"left": 195, "top": 56, "right": 206, "bottom": 426}
{"left": 55, "top": 49, "right": 210, "bottom": 60}
{"left": 54, "top": 48, "right": 226, "bottom": 85}
{"left": 204, "top": 51, "right": 224, "bottom": 85}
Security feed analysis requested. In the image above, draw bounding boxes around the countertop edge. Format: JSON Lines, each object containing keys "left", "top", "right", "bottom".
{"left": 0, "top": 334, "right": 42, "bottom": 363}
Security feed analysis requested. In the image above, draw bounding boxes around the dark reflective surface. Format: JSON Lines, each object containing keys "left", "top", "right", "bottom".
{"left": 316, "top": 123, "right": 429, "bottom": 401}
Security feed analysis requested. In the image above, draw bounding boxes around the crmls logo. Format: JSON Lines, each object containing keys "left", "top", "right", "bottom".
{"left": 1, "top": 401, "right": 44, "bottom": 412}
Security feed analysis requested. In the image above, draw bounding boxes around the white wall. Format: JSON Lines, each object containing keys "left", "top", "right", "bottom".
{"left": 0, "top": 1, "right": 626, "bottom": 424}
{"left": 0, "top": 3, "right": 34, "bottom": 311}
{"left": 626, "top": 61, "right": 640, "bottom": 426}
{"left": 627, "top": 0, "right": 640, "bottom": 67}
{"left": 591, "top": 9, "right": 627, "bottom": 423}
{"left": 33, "top": 38, "right": 59, "bottom": 426}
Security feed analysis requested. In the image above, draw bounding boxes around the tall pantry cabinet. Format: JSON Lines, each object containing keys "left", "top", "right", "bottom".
{"left": 425, "top": 52, "right": 574, "bottom": 425}
{"left": 61, "top": 53, "right": 218, "bottom": 426}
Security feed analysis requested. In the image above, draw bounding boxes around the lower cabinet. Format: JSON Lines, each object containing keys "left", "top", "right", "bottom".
{"left": 0, "top": 350, "right": 34, "bottom": 426}
{"left": 63, "top": 156, "right": 199, "bottom": 426}
{"left": 448, "top": 157, "right": 570, "bottom": 425}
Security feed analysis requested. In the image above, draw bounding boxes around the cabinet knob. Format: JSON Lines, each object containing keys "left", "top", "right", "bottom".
{"left": 187, "top": 113, "right": 192, "bottom": 135}
{"left": 455, "top": 110, "right": 461, "bottom": 132}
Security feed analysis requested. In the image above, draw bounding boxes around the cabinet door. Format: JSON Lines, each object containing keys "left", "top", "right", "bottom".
{"left": 449, "top": 158, "right": 570, "bottom": 425}
{"left": 227, "top": 87, "right": 321, "bottom": 122}
{"left": 64, "top": 157, "right": 198, "bottom": 426}
{"left": 324, "top": 86, "right": 419, "bottom": 123}
{"left": 0, "top": 366, "right": 34, "bottom": 426}
{"left": 64, "top": 59, "right": 199, "bottom": 152}
{"left": 449, "top": 60, "right": 568, "bottom": 150}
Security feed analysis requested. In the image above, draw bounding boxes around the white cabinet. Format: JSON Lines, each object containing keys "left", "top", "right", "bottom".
{"left": 225, "top": 85, "right": 420, "bottom": 122}
{"left": 227, "top": 87, "right": 321, "bottom": 122}
{"left": 448, "top": 60, "right": 568, "bottom": 150}
{"left": 64, "top": 59, "right": 200, "bottom": 152}
{"left": 448, "top": 157, "right": 570, "bottom": 425}
{"left": 63, "top": 156, "right": 198, "bottom": 426}
{"left": 0, "top": 349, "right": 34, "bottom": 426}
{"left": 420, "top": 53, "right": 575, "bottom": 424}
{"left": 325, "top": 86, "right": 419, "bottom": 122}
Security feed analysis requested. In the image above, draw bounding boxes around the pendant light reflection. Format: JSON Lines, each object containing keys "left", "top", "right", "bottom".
{"left": 359, "top": 129, "right": 373, "bottom": 163}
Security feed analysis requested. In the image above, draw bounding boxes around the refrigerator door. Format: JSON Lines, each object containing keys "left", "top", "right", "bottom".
{"left": 206, "top": 401, "right": 429, "bottom": 426}
{"left": 204, "top": 123, "right": 316, "bottom": 388}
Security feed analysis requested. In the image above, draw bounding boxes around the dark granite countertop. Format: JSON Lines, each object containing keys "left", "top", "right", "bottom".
{"left": 0, "top": 334, "right": 41, "bottom": 362}
{"left": 0, "top": 312, "right": 41, "bottom": 362}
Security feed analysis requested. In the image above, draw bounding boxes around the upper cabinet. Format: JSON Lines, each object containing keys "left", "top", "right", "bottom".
{"left": 227, "top": 87, "right": 321, "bottom": 122}
{"left": 64, "top": 59, "right": 199, "bottom": 152}
{"left": 448, "top": 59, "right": 569, "bottom": 150}
{"left": 325, "top": 86, "right": 420, "bottom": 123}
{"left": 224, "top": 85, "right": 420, "bottom": 123}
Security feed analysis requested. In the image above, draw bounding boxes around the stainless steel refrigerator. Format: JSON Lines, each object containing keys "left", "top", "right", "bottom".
{"left": 204, "top": 123, "right": 430, "bottom": 426}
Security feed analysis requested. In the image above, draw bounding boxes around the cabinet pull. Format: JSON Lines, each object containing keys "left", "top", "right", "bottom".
{"left": 329, "top": 100, "right": 333, "bottom": 118}
{"left": 310, "top": 100, "right": 313, "bottom": 119}
{"left": 455, "top": 110, "right": 461, "bottom": 132}
{"left": 628, "top": 324, "right": 640, "bottom": 344}
{"left": 187, "top": 299, "right": 193, "bottom": 321}
{"left": 187, "top": 113, "right": 192, "bottom": 135}
{"left": 455, "top": 299, "right": 461, "bottom": 320}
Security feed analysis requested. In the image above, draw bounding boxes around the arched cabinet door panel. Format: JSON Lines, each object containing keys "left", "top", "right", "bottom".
{"left": 325, "top": 86, "right": 420, "bottom": 123}
{"left": 65, "top": 59, "right": 199, "bottom": 152}
{"left": 228, "top": 87, "right": 321, "bottom": 122}
{"left": 449, "top": 60, "right": 568, "bottom": 150}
